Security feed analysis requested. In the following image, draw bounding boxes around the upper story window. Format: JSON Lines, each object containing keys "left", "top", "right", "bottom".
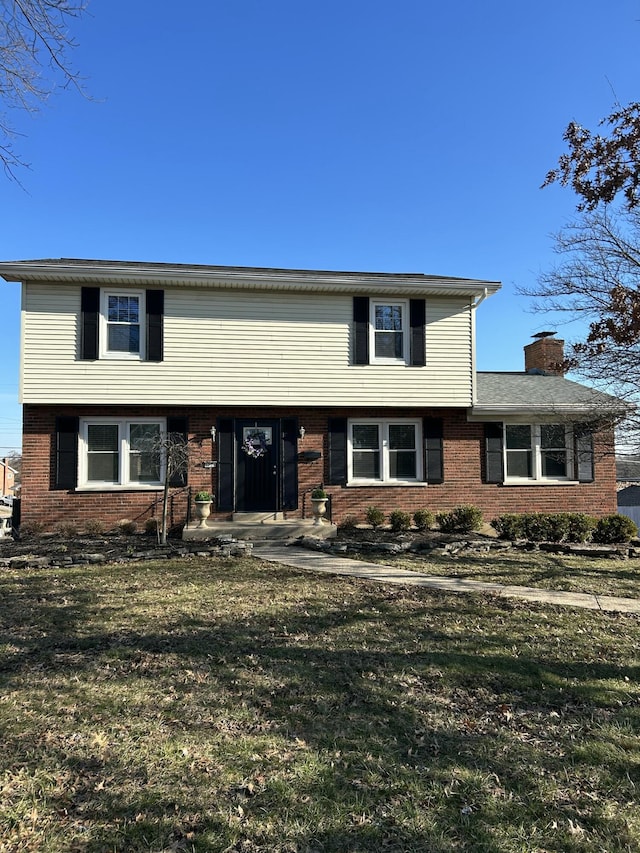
{"left": 371, "top": 300, "right": 408, "bottom": 363}
{"left": 101, "top": 290, "right": 145, "bottom": 359}
{"left": 79, "top": 418, "right": 165, "bottom": 488}
{"left": 81, "top": 286, "right": 164, "bottom": 362}
{"left": 348, "top": 418, "right": 422, "bottom": 483}
{"left": 505, "top": 423, "right": 572, "bottom": 482}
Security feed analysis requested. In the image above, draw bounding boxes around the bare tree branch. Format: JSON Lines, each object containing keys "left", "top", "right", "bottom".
{"left": 521, "top": 207, "right": 640, "bottom": 448}
{"left": 0, "top": 0, "right": 88, "bottom": 180}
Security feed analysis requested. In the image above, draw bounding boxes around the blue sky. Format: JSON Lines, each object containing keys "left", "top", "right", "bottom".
{"left": 1, "top": 0, "right": 638, "bottom": 454}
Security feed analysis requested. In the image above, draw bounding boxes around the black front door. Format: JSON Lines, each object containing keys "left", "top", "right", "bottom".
{"left": 235, "top": 419, "right": 280, "bottom": 511}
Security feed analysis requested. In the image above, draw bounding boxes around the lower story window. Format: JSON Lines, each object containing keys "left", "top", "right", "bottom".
{"left": 80, "top": 419, "right": 164, "bottom": 487}
{"left": 349, "top": 419, "right": 422, "bottom": 483}
{"left": 505, "top": 423, "right": 571, "bottom": 481}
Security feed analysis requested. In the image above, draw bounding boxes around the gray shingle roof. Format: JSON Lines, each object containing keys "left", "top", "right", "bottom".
{"left": 474, "top": 372, "right": 623, "bottom": 414}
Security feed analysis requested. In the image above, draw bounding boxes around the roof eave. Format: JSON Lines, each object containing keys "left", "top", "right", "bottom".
{"left": 0, "top": 260, "right": 501, "bottom": 298}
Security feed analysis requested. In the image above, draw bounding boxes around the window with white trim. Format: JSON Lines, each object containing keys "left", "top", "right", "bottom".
{"left": 504, "top": 423, "right": 572, "bottom": 481}
{"left": 79, "top": 418, "right": 164, "bottom": 487}
{"left": 348, "top": 419, "right": 422, "bottom": 482}
{"left": 370, "top": 300, "right": 409, "bottom": 363}
{"left": 100, "top": 290, "right": 145, "bottom": 359}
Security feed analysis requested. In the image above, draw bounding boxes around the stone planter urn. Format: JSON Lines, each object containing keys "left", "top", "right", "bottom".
{"left": 194, "top": 492, "right": 212, "bottom": 528}
{"left": 310, "top": 489, "right": 328, "bottom": 526}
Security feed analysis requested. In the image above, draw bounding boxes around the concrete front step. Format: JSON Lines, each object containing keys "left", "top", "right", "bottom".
{"left": 183, "top": 518, "right": 337, "bottom": 541}
{"left": 232, "top": 511, "right": 285, "bottom": 523}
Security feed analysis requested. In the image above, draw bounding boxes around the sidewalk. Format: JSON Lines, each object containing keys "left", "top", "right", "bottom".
{"left": 259, "top": 546, "right": 640, "bottom": 614}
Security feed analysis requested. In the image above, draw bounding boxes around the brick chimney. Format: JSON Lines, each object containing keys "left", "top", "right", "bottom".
{"left": 524, "top": 332, "right": 565, "bottom": 375}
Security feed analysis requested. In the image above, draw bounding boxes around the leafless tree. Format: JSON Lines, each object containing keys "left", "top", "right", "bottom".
{"left": 0, "top": 0, "right": 87, "bottom": 179}
{"left": 522, "top": 207, "right": 640, "bottom": 452}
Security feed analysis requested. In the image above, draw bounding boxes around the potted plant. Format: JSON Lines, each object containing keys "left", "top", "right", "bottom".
{"left": 310, "top": 487, "right": 328, "bottom": 526}
{"left": 194, "top": 490, "right": 212, "bottom": 528}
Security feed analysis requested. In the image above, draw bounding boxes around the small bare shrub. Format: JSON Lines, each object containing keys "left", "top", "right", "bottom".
{"left": 56, "top": 521, "right": 79, "bottom": 538}
{"left": 337, "top": 515, "right": 359, "bottom": 534}
{"left": 84, "top": 518, "right": 106, "bottom": 536}
{"left": 144, "top": 518, "right": 160, "bottom": 536}
{"left": 116, "top": 519, "right": 137, "bottom": 535}
{"left": 17, "top": 520, "right": 44, "bottom": 536}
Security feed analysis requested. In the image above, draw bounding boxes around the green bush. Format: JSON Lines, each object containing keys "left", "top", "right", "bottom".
{"left": 491, "top": 514, "right": 525, "bottom": 540}
{"left": 413, "top": 509, "right": 434, "bottom": 531}
{"left": 565, "top": 513, "right": 596, "bottom": 543}
{"left": 520, "top": 513, "right": 549, "bottom": 542}
{"left": 492, "top": 512, "right": 596, "bottom": 543}
{"left": 437, "top": 505, "right": 483, "bottom": 534}
{"left": 592, "top": 514, "right": 638, "bottom": 544}
{"left": 389, "top": 510, "right": 412, "bottom": 532}
{"left": 365, "top": 506, "right": 385, "bottom": 529}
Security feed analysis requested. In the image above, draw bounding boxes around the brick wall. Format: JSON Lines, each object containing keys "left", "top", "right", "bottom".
{"left": 21, "top": 404, "right": 618, "bottom": 531}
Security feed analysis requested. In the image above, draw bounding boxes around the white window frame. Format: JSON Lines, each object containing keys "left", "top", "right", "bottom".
{"left": 347, "top": 418, "right": 423, "bottom": 484}
{"left": 78, "top": 417, "right": 166, "bottom": 489}
{"left": 369, "top": 299, "right": 409, "bottom": 364}
{"left": 99, "top": 289, "right": 145, "bottom": 360}
{"left": 504, "top": 423, "right": 573, "bottom": 483}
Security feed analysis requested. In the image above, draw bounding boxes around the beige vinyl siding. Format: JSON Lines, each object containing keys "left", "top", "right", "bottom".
{"left": 21, "top": 284, "right": 473, "bottom": 406}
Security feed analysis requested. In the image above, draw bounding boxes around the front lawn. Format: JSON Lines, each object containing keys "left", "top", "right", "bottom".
{"left": 355, "top": 546, "right": 640, "bottom": 599}
{"left": 1, "top": 556, "right": 639, "bottom": 852}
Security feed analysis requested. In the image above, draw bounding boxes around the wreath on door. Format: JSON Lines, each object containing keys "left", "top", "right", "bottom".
{"left": 241, "top": 431, "right": 269, "bottom": 458}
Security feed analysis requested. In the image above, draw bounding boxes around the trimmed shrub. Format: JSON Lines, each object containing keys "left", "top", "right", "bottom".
{"left": 491, "top": 514, "right": 525, "bottom": 540}
{"left": 565, "top": 513, "right": 596, "bottom": 543}
{"left": 592, "top": 514, "right": 638, "bottom": 544}
{"left": 520, "top": 513, "right": 549, "bottom": 542}
{"left": 437, "top": 505, "right": 483, "bottom": 534}
{"left": 389, "top": 510, "right": 412, "bottom": 532}
{"left": 365, "top": 506, "right": 385, "bottom": 529}
{"left": 413, "top": 509, "right": 434, "bottom": 531}
{"left": 116, "top": 519, "right": 137, "bottom": 535}
{"left": 492, "top": 512, "right": 596, "bottom": 543}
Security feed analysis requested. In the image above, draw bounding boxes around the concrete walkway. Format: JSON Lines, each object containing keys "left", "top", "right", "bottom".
{"left": 259, "top": 546, "right": 640, "bottom": 614}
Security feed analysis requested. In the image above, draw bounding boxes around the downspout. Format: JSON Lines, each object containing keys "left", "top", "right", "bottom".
{"left": 470, "top": 289, "right": 489, "bottom": 407}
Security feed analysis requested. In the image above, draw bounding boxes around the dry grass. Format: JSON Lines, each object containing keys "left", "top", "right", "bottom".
{"left": 0, "top": 555, "right": 639, "bottom": 852}
{"left": 353, "top": 546, "right": 640, "bottom": 599}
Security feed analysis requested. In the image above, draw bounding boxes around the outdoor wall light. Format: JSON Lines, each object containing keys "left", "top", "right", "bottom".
{"left": 210, "top": 426, "right": 217, "bottom": 442}
{"left": 299, "top": 426, "right": 306, "bottom": 440}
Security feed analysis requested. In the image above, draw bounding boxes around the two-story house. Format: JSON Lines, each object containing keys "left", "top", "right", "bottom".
{"left": 0, "top": 259, "right": 620, "bottom": 534}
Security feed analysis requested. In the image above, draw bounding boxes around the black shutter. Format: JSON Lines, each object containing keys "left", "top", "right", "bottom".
{"left": 410, "top": 299, "right": 426, "bottom": 366}
{"left": 146, "top": 289, "right": 164, "bottom": 362}
{"left": 353, "top": 296, "right": 369, "bottom": 365}
{"left": 55, "top": 416, "right": 79, "bottom": 489}
{"left": 80, "top": 287, "right": 99, "bottom": 360}
{"left": 424, "top": 417, "right": 444, "bottom": 483}
{"left": 327, "top": 417, "right": 347, "bottom": 485}
{"left": 281, "top": 418, "right": 299, "bottom": 510}
{"left": 575, "top": 429, "right": 594, "bottom": 482}
{"left": 166, "top": 416, "right": 188, "bottom": 486}
{"left": 484, "top": 422, "right": 504, "bottom": 483}
{"left": 217, "top": 418, "right": 235, "bottom": 511}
